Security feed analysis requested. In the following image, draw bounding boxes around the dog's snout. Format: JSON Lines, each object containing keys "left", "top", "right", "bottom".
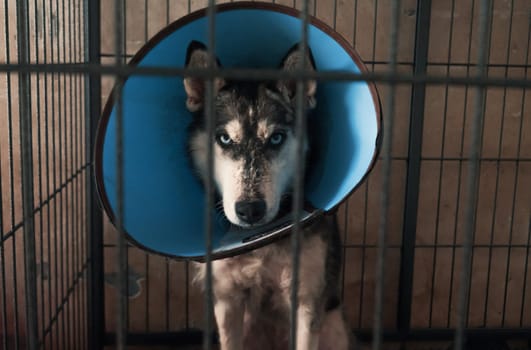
{"left": 235, "top": 200, "right": 266, "bottom": 224}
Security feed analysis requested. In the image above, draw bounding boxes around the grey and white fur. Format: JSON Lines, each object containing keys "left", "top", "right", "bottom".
{"left": 184, "top": 41, "right": 351, "bottom": 350}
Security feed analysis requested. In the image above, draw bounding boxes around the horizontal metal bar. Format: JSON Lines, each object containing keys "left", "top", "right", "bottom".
{"left": 99, "top": 52, "right": 531, "bottom": 70}
{"left": 101, "top": 52, "right": 419, "bottom": 66}
{"left": 355, "top": 328, "right": 531, "bottom": 342}
{"left": 102, "top": 242, "right": 531, "bottom": 249}
{"left": 103, "top": 328, "right": 531, "bottom": 346}
{"left": 420, "top": 157, "right": 531, "bottom": 162}
{"left": 104, "top": 331, "right": 217, "bottom": 346}
{"left": 0, "top": 63, "right": 529, "bottom": 88}
{"left": 342, "top": 244, "right": 531, "bottom": 249}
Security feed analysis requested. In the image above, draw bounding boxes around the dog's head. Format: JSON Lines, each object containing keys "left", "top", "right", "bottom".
{"left": 184, "top": 41, "right": 316, "bottom": 227}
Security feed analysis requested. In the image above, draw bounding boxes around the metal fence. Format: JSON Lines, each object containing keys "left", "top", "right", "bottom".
{"left": 0, "top": 0, "right": 530, "bottom": 349}
{"left": 0, "top": 0, "right": 94, "bottom": 349}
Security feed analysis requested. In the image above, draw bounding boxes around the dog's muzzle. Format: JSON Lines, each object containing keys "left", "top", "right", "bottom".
{"left": 235, "top": 199, "right": 266, "bottom": 225}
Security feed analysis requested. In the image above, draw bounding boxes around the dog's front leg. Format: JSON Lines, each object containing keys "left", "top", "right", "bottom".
{"left": 214, "top": 297, "right": 245, "bottom": 350}
{"left": 295, "top": 302, "right": 320, "bottom": 350}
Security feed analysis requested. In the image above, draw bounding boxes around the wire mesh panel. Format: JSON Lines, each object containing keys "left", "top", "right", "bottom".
{"left": 95, "top": 1, "right": 530, "bottom": 349}
{"left": 411, "top": 0, "right": 531, "bottom": 332}
{"left": 94, "top": 0, "right": 530, "bottom": 348}
{"left": 0, "top": 0, "right": 91, "bottom": 349}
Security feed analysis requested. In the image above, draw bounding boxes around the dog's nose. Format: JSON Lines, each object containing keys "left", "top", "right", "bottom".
{"left": 235, "top": 200, "right": 266, "bottom": 225}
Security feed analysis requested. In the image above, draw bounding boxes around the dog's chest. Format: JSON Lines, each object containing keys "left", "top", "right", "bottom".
{"left": 205, "top": 233, "right": 327, "bottom": 309}
{"left": 212, "top": 243, "right": 293, "bottom": 295}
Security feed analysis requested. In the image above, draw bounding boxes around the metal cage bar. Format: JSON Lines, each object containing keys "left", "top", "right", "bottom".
{"left": 453, "top": 0, "right": 494, "bottom": 348}
{"left": 288, "top": 1, "right": 311, "bottom": 349}
{"left": 397, "top": 0, "right": 431, "bottom": 336}
{"left": 85, "top": 0, "right": 105, "bottom": 348}
{"left": 112, "top": 0, "right": 127, "bottom": 348}
{"left": 202, "top": 1, "right": 217, "bottom": 349}
{"left": 372, "top": 0, "right": 402, "bottom": 348}
{"left": 16, "top": 0, "right": 39, "bottom": 348}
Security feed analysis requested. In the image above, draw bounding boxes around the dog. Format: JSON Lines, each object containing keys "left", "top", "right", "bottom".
{"left": 183, "top": 40, "right": 350, "bottom": 350}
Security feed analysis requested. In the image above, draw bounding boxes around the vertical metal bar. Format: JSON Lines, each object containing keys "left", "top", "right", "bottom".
{"left": 462, "top": 0, "right": 495, "bottom": 332}
{"left": 79, "top": 0, "right": 89, "bottom": 338}
{"left": 358, "top": 0, "right": 378, "bottom": 326}
{"left": 428, "top": 0, "right": 455, "bottom": 328}
{"left": 485, "top": 0, "right": 515, "bottom": 328}
{"left": 73, "top": 11, "right": 80, "bottom": 345}
{"left": 85, "top": 0, "right": 105, "bottom": 348}
{"left": 76, "top": 46, "right": 84, "bottom": 346}
{"left": 145, "top": 255, "right": 150, "bottom": 332}
{"left": 352, "top": 0, "right": 358, "bottom": 46}
{"left": 165, "top": 259, "right": 170, "bottom": 331}
{"left": 0, "top": 7, "right": 9, "bottom": 343}
{"left": 73, "top": 0, "right": 79, "bottom": 345}
{"left": 516, "top": 15, "right": 531, "bottom": 329}
{"left": 203, "top": 1, "right": 216, "bottom": 349}
{"left": 289, "top": 0, "right": 310, "bottom": 349}
{"left": 76, "top": 0, "right": 86, "bottom": 344}
{"left": 166, "top": 0, "right": 170, "bottom": 24}
{"left": 373, "top": 0, "right": 401, "bottom": 349}
{"left": 371, "top": 0, "right": 379, "bottom": 65}
{"left": 4, "top": 0, "right": 21, "bottom": 346}
{"left": 50, "top": 0, "right": 61, "bottom": 344}
{"left": 453, "top": 0, "right": 492, "bottom": 348}
{"left": 16, "top": 0, "right": 39, "bottom": 348}
{"left": 185, "top": 261, "right": 190, "bottom": 329}
{"left": 32, "top": 0, "right": 45, "bottom": 344}
{"left": 144, "top": 0, "right": 148, "bottom": 41}
{"left": 519, "top": 221, "right": 531, "bottom": 328}
{"left": 41, "top": 0, "right": 54, "bottom": 347}
{"left": 338, "top": 0, "right": 351, "bottom": 288}
{"left": 54, "top": 0, "right": 67, "bottom": 345}
{"left": 144, "top": 0, "right": 150, "bottom": 333}
{"left": 357, "top": 186, "right": 369, "bottom": 328}
{"left": 332, "top": 0, "right": 337, "bottom": 29}
{"left": 358, "top": 0, "right": 380, "bottom": 328}
{"left": 72, "top": 2, "right": 79, "bottom": 344}
{"left": 397, "top": 0, "right": 431, "bottom": 335}
{"left": 446, "top": 0, "right": 476, "bottom": 330}
{"left": 67, "top": 0, "right": 76, "bottom": 346}
{"left": 0, "top": 7, "right": 9, "bottom": 346}
{"left": 82, "top": 2, "right": 88, "bottom": 344}
{"left": 184, "top": 3, "right": 191, "bottom": 331}
{"left": 0, "top": 79, "right": 8, "bottom": 350}
{"left": 143, "top": 0, "right": 150, "bottom": 337}
{"left": 114, "top": 0, "right": 127, "bottom": 346}
{"left": 61, "top": 0, "right": 72, "bottom": 345}
{"left": 340, "top": 199, "right": 349, "bottom": 301}
{"left": 76, "top": 0, "right": 85, "bottom": 344}
{"left": 122, "top": 0, "right": 132, "bottom": 333}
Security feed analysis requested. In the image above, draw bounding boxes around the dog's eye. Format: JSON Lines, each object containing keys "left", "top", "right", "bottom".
{"left": 268, "top": 132, "right": 285, "bottom": 147}
{"left": 216, "top": 132, "right": 233, "bottom": 147}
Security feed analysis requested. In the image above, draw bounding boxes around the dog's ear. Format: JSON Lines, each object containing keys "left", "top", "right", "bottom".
{"left": 184, "top": 41, "right": 225, "bottom": 112}
{"left": 276, "top": 44, "right": 317, "bottom": 109}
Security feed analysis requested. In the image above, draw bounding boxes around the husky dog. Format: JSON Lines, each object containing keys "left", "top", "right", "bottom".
{"left": 184, "top": 41, "right": 350, "bottom": 350}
